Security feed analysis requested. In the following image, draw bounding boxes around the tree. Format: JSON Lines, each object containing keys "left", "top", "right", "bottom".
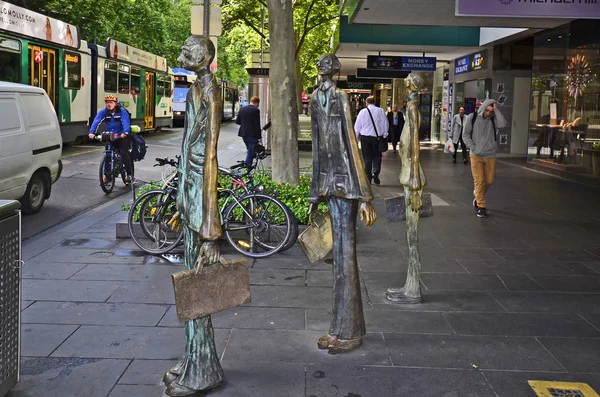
{"left": 267, "top": 0, "right": 299, "bottom": 185}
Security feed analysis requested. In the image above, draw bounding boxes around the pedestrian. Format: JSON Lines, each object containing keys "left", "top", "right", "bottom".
{"left": 387, "top": 104, "right": 404, "bottom": 153}
{"left": 236, "top": 96, "right": 270, "bottom": 165}
{"left": 354, "top": 96, "right": 389, "bottom": 185}
{"left": 463, "top": 99, "right": 507, "bottom": 218}
{"left": 449, "top": 106, "right": 469, "bottom": 164}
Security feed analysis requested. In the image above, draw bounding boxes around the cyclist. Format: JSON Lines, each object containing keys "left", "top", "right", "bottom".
{"left": 88, "top": 95, "right": 133, "bottom": 184}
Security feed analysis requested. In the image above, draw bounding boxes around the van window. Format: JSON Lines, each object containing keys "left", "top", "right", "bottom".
{"left": 64, "top": 52, "right": 81, "bottom": 89}
{"left": 0, "top": 98, "right": 21, "bottom": 133}
{"left": 21, "top": 94, "right": 54, "bottom": 128}
{"left": 104, "top": 61, "right": 118, "bottom": 92}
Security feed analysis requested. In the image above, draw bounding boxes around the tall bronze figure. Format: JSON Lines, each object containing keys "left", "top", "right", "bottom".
{"left": 309, "top": 53, "right": 377, "bottom": 354}
{"left": 162, "top": 35, "right": 224, "bottom": 396}
{"left": 386, "top": 73, "right": 427, "bottom": 304}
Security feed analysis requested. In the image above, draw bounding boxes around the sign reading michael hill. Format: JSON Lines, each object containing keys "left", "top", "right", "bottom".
{"left": 456, "top": 0, "right": 600, "bottom": 19}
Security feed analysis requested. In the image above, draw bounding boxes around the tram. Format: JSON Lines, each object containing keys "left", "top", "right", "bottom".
{"left": 0, "top": 1, "right": 172, "bottom": 143}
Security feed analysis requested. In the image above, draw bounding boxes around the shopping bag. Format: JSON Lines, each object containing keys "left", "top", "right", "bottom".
{"left": 444, "top": 138, "right": 455, "bottom": 154}
{"left": 298, "top": 210, "right": 333, "bottom": 263}
{"left": 171, "top": 258, "right": 250, "bottom": 322}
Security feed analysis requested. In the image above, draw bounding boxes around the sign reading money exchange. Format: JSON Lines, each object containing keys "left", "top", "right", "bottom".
{"left": 367, "top": 56, "right": 437, "bottom": 72}
{"left": 456, "top": 0, "right": 600, "bottom": 19}
{"left": 454, "top": 50, "right": 487, "bottom": 75}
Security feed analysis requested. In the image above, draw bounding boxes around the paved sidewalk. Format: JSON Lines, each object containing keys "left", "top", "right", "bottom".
{"left": 10, "top": 148, "right": 600, "bottom": 397}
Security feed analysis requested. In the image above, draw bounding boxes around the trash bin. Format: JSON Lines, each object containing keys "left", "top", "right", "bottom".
{"left": 0, "top": 200, "right": 21, "bottom": 397}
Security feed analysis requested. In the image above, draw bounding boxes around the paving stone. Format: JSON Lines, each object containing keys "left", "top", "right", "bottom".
{"left": 306, "top": 270, "right": 333, "bottom": 287}
{"left": 583, "top": 261, "right": 600, "bottom": 274}
{"left": 384, "top": 334, "right": 564, "bottom": 371}
{"left": 537, "top": 337, "right": 600, "bottom": 373}
{"left": 70, "top": 264, "right": 180, "bottom": 281}
{"left": 245, "top": 286, "right": 331, "bottom": 309}
{"left": 107, "top": 280, "right": 175, "bottom": 304}
{"left": 369, "top": 290, "right": 507, "bottom": 312}
{"left": 498, "top": 275, "right": 545, "bottom": 291}
{"left": 527, "top": 275, "right": 600, "bottom": 293}
{"left": 458, "top": 259, "right": 597, "bottom": 275}
{"left": 580, "top": 313, "right": 600, "bottom": 330}
{"left": 490, "top": 291, "right": 600, "bottom": 315}
{"left": 360, "top": 257, "right": 468, "bottom": 274}
{"left": 108, "top": 385, "right": 165, "bottom": 397}
{"left": 22, "top": 301, "right": 169, "bottom": 326}
{"left": 208, "top": 362, "right": 305, "bottom": 397}
{"left": 444, "top": 312, "right": 600, "bottom": 337}
{"left": 248, "top": 268, "right": 306, "bottom": 286}
{"left": 21, "top": 300, "right": 34, "bottom": 311}
{"left": 401, "top": 247, "right": 503, "bottom": 261}
{"left": 212, "top": 306, "right": 306, "bottom": 330}
{"left": 8, "top": 358, "right": 130, "bottom": 397}
{"left": 493, "top": 248, "right": 599, "bottom": 262}
{"left": 223, "top": 329, "right": 390, "bottom": 366}
{"left": 20, "top": 324, "right": 79, "bottom": 357}
{"left": 482, "top": 371, "right": 578, "bottom": 397}
{"left": 22, "top": 279, "right": 122, "bottom": 302}
{"left": 366, "top": 310, "right": 453, "bottom": 334}
{"left": 252, "top": 253, "right": 323, "bottom": 270}
{"left": 59, "top": 237, "right": 118, "bottom": 249}
{"left": 305, "top": 365, "right": 496, "bottom": 397}
{"left": 21, "top": 261, "right": 86, "bottom": 280}
{"left": 420, "top": 273, "right": 507, "bottom": 291}
{"left": 157, "top": 306, "right": 182, "bottom": 328}
{"left": 118, "top": 359, "right": 177, "bottom": 385}
{"left": 28, "top": 247, "right": 147, "bottom": 264}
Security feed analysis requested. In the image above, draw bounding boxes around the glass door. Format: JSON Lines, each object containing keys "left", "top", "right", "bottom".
{"left": 27, "top": 45, "right": 57, "bottom": 108}
{"left": 144, "top": 72, "right": 155, "bottom": 129}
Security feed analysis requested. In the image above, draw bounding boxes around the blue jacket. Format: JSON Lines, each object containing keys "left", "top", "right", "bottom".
{"left": 89, "top": 106, "right": 131, "bottom": 135}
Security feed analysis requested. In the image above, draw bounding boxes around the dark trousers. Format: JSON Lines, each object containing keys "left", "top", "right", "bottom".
{"left": 242, "top": 137, "right": 259, "bottom": 165}
{"left": 104, "top": 136, "right": 133, "bottom": 177}
{"left": 453, "top": 134, "right": 468, "bottom": 161}
{"left": 360, "top": 135, "right": 382, "bottom": 181}
{"left": 328, "top": 197, "right": 365, "bottom": 340}
{"left": 389, "top": 125, "right": 400, "bottom": 151}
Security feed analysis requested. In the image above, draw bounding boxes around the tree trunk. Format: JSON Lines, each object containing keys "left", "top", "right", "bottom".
{"left": 267, "top": 0, "right": 300, "bottom": 186}
{"left": 295, "top": 56, "right": 303, "bottom": 114}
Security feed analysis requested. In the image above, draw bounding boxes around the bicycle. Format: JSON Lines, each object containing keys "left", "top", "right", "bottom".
{"left": 94, "top": 132, "right": 135, "bottom": 194}
{"left": 128, "top": 157, "right": 294, "bottom": 258}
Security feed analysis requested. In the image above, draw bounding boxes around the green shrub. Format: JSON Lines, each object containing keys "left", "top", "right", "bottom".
{"left": 121, "top": 180, "right": 164, "bottom": 215}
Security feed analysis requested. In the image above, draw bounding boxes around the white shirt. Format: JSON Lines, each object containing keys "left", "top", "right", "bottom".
{"left": 354, "top": 105, "right": 389, "bottom": 140}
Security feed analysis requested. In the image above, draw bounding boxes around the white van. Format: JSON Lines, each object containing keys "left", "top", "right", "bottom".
{"left": 0, "top": 82, "right": 63, "bottom": 214}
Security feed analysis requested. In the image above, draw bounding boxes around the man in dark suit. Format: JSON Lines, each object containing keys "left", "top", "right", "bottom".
{"left": 387, "top": 104, "right": 404, "bottom": 153}
{"left": 309, "top": 53, "right": 377, "bottom": 355}
{"left": 235, "top": 96, "right": 269, "bottom": 165}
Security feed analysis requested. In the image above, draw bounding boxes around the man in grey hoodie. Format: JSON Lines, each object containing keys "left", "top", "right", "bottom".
{"left": 463, "top": 99, "right": 507, "bottom": 218}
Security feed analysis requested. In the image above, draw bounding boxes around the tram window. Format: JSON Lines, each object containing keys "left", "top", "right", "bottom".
{"left": 131, "top": 67, "right": 140, "bottom": 94}
{"left": 118, "top": 64, "right": 130, "bottom": 93}
{"left": 104, "top": 61, "right": 118, "bottom": 92}
{"left": 64, "top": 52, "right": 81, "bottom": 89}
{"left": 0, "top": 38, "right": 21, "bottom": 83}
{"left": 162, "top": 80, "right": 171, "bottom": 97}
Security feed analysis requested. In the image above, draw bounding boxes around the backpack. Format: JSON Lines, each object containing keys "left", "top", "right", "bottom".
{"left": 130, "top": 133, "right": 147, "bottom": 162}
{"left": 470, "top": 111, "right": 497, "bottom": 142}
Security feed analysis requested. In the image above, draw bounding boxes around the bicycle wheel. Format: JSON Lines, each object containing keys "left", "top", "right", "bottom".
{"left": 99, "top": 156, "right": 115, "bottom": 194}
{"left": 128, "top": 190, "right": 183, "bottom": 254}
{"left": 278, "top": 203, "right": 299, "bottom": 253}
{"left": 222, "top": 193, "right": 291, "bottom": 258}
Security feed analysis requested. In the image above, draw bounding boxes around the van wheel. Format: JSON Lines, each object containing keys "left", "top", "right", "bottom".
{"left": 21, "top": 172, "right": 47, "bottom": 214}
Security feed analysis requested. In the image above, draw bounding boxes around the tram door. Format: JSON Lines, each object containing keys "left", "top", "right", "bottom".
{"left": 27, "top": 45, "right": 57, "bottom": 108}
{"left": 144, "top": 72, "right": 155, "bottom": 129}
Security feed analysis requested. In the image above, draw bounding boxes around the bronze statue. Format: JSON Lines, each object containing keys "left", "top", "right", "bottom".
{"left": 386, "top": 73, "right": 427, "bottom": 304}
{"left": 162, "top": 35, "right": 224, "bottom": 396}
{"left": 309, "top": 53, "right": 377, "bottom": 354}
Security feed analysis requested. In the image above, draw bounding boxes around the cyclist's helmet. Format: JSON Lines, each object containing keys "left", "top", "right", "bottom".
{"left": 104, "top": 94, "right": 118, "bottom": 102}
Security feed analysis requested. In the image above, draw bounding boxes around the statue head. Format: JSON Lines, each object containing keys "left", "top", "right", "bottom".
{"left": 405, "top": 72, "right": 427, "bottom": 93}
{"left": 316, "top": 53, "right": 341, "bottom": 79}
{"left": 177, "top": 35, "right": 215, "bottom": 73}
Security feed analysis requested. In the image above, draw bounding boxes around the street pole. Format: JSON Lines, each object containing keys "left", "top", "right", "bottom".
{"left": 203, "top": 1, "right": 210, "bottom": 36}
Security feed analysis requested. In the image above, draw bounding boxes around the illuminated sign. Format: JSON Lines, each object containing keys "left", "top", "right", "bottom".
{"left": 65, "top": 53, "right": 79, "bottom": 63}
{"left": 455, "top": 50, "right": 487, "bottom": 75}
{"left": 367, "top": 55, "right": 437, "bottom": 71}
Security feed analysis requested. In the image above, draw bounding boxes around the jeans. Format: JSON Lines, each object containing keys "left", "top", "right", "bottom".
{"left": 243, "top": 137, "right": 259, "bottom": 165}
{"left": 359, "top": 135, "right": 382, "bottom": 181}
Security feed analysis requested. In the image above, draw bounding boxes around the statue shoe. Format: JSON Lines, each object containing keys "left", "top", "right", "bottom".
{"left": 165, "top": 382, "right": 207, "bottom": 397}
{"left": 327, "top": 337, "right": 363, "bottom": 355}
{"left": 386, "top": 286, "right": 405, "bottom": 294}
{"left": 162, "top": 371, "right": 178, "bottom": 386}
{"left": 385, "top": 291, "right": 423, "bottom": 304}
{"left": 163, "top": 358, "right": 185, "bottom": 385}
{"left": 317, "top": 334, "right": 337, "bottom": 349}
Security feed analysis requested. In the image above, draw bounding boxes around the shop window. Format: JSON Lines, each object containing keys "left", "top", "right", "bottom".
{"left": 0, "top": 38, "right": 21, "bottom": 83}
{"left": 131, "top": 67, "right": 140, "bottom": 95}
{"left": 104, "top": 61, "right": 118, "bottom": 92}
{"left": 64, "top": 52, "right": 81, "bottom": 89}
{"left": 118, "top": 64, "right": 130, "bottom": 93}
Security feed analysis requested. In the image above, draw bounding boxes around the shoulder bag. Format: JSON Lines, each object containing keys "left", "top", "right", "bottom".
{"left": 366, "top": 107, "right": 388, "bottom": 152}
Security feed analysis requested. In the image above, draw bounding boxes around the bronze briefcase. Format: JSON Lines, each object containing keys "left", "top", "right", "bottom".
{"left": 298, "top": 210, "right": 333, "bottom": 263}
{"left": 171, "top": 258, "right": 250, "bottom": 323}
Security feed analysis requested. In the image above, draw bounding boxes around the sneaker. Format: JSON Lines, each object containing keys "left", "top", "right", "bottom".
{"left": 463, "top": 158, "right": 469, "bottom": 164}
{"left": 124, "top": 176, "right": 132, "bottom": 185}
{"left": 373, "top": 175, "right": 381, "bottom": 185}
{"left": 477, "top": 208, "right": 488, "bottom": 218}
